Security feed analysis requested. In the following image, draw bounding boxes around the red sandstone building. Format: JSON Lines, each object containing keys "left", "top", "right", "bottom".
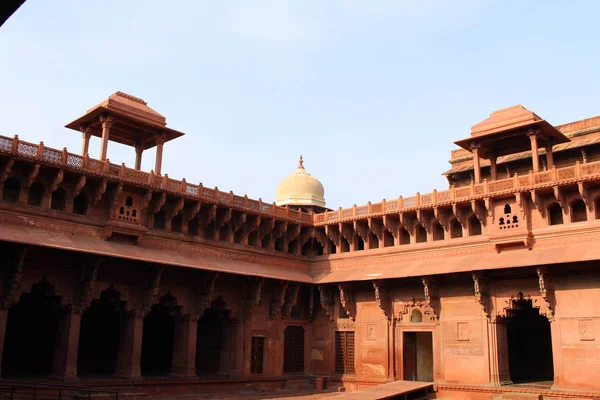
{"left": 1, "top": 93, "right": 600, "bottom": 399}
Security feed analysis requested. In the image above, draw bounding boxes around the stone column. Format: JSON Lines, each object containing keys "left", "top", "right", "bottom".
{"left": 528, "top": 130, "right": 540, "bottom": 173}
{"left": 51, "top": 310, "right": 82, "bottom": 382}
{"left": 134, "top": 145, "right": 144, "bottom": 170}
{"left": 99, "top": 115, "right": 114, "bottom": 161}
{"left": 470, "top": 142, "right": 482, "bottom": 184}
{"left": 155, "top": 136, "right": 165, "bottom": 176}
{"left": 171, "top": 314, "right": 198, "bottom": 378}
{"left": 550, "top": 320, "right": 564, "bottom": 389}
{"left": 81, "top": 126, "right": 92, "bottom": 156}
{"left": 0, "top": 308, "right": 8, "bottom": 378}
{"left": 545, "top": 142, "right": 554, "bottom": 169}
{"left": 487, "top": 320, "right": 511, "bottom": 386}
{"left": 115, "top": 311, "right": 143, "bottom": 380}
{"left": 490, "top": 155, "right": 497, "bottom": 181}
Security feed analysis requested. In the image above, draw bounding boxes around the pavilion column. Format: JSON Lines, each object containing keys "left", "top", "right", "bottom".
{"left": 155, "top": 136, "right": 165, "bottom": 175}
{"left": 470, "top": 142, "right": 482, "bottom": 183}
{"left": 115, "top": 310, "right": 143, "bottom": 380}
{"left": 99, "top": 115, "right": 114, "bottom": 161}
{"left": 528, "top": 129, "right": 541, "bottom": 172}
{"left": 0, "top": 307, "right": 8, "bottom": 378}
{"left": 545, "top": 142, "right": 554, "bottom": 169}
{"left": 134, "top": 145, "right": 143, "bottom": 170}
{"left": 490, "top": 155, "right": 497, "bottom": 181}
{"left": 80, "top": 126, "right": 92, "bottom": 156}
{"left": 51, "top": 310, "right": 82, "bottom": 382}
{"left": 171, "top": 314, "right": 198, "bottom": 378}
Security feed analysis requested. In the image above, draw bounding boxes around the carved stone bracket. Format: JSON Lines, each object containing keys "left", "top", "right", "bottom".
{"left": 308, "top": 286, "right": 315, "bottom": 321}
{"left": 0, "top": 159, "right": 15, "bottom": 184}
{"left": 282, "top": 282, "right": 301, "bottom": 319}
{"left": 151, "top": 192, "right": 167, "bottom": 215}
{"left": 452, "top": 203, "right": 469, "bottom": 229}
{"left": 433, "top": 207, "right": 449, "bottom": 230}
{"left": 368, "top": 218, "right": 385, "bottom": 242}
{"left": 94, "top": 179, "right": 108, "bottom": 205}
{"left": 240, "top": 277, "right": 264, "bottom": 322}
{"left": 109, "top": 183, "right": 124, "bottom": 220}
{"left": 373, "top": 280, "right": 392, "bottom": 320}
{"left": 537, "top": 267, "right": 554, "bottom": 322}
{"left": 25, "top": 163, "right": 40, "bottom": 188}
{"left": 353, "top": 220, "right": 369, "bottom": 241}
{"left": 196, "top": 271, "right": 218, "bottom": 317}
{"left": 270, "top": 280, "right": 289, "bottom": 320}
{"left": 578, "top": 182, "right": 591, "bottom": 211}
{"left": 339, "top": 223, "right": 354, "bottom": 246}
{"left": 142, "top": 264, "right": 166, "bottom": 316}
{"left": 530, "top": 190, "right": 544, "bottom": 216}
{"left": 1, "top": 246, "right": 28, "bottom": 309}
{"left": 514, "top": 192, "right": 527, "bottom": 220}
{"left": 471, "top": 199, "right": 487, "bottom": 225}
{"left": 75, "top": 256, "right": 103, "bottom": 314}
{"left": 317, "top": 284, "right": 335, "bottom": 322}
{"left": 325, "top": 224, "right": 341, "bottom": 247}
{"left": 553, "top": 186, "right": 566, "bottom": 210}
{"left": 382, "top": 215, "right": 400, "bottom": 239}
{"left": 338, "top": 283, "right": 356, "bottom": 321}
{"left": 472, "top": 273, "right": 491, "bottom": 319}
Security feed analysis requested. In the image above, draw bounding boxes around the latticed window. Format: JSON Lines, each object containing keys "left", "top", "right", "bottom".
{"left": 283, "top": 326, "right": 304, "bottom": 373}
{"left": 251, "top": 336, "right": 264, "bottom": 374}
{"left": 335, "top": 331, "right": 355, "bottom": 374}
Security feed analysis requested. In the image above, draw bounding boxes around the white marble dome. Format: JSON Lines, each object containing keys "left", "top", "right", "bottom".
{"left": 275, "top": 156, "right": 325, "bottom": 208}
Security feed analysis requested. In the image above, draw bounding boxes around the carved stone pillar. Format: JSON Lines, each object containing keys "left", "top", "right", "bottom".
{"left": 487, "top": 319, "right": 511, "bottom": 386}
{"left": 470, "top": 142, "right": 481, "bottom": 183}
{"left": 155, "top": 136, "right": 165, "bottom": 175}
{"left": 134, "top": 145, "right": 143, "bottom": 171}
{"left": 115, "top": 311, "right": 143, "bottom": 380}
{"left": 550, "top": 320, "right": 563, "bottom": 389}
{"left": 490, "top": 155, "right": 497, "bottom": 181}
{"left": 81, "top": 126, "right": 92, "bottom": 156}
{"left": 545, "top": 142, "right": 554, "bottom": 169}
{"left": 0, "top": 308, "right": 8, "bottom": 378}
{"left": 171, "top": 314, "right": 198, "bottom": 378}
{"left": 528, "top": 130, "right": 540, "bottom": 172}
{"left": 51, "top": 310, "right": 82, "bottom": 382}
{"left": 99, "top": 115, "right": 114, "bottom": 161}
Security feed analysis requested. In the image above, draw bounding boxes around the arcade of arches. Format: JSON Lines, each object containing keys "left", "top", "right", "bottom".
{"left": 0, "top": 243, "right": 598, "bottom": 395}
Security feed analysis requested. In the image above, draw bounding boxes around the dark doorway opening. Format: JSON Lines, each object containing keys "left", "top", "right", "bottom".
{"left": 283, "top": 326, "right": 305, "bottom": 373}
{"left": 77, "top": 286, "right": 125, "bottom": 376}
{"left": 506, "top": 298, "right": 554, "bottom": 383}
{"left": 1, "top": 279, "right": 62, "bottom": 377}
{"left": 141, "top": 295, "right": 176, "bottom": 376}
{"left": 403, "top": 332, "right": 433, "bottom": 382}
{"left": 196, "top": 299, "right": 228, "bottom": 376}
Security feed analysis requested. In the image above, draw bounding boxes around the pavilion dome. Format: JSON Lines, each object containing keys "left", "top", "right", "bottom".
{"left": 275, "top": 156, "right": 326, "bottom": 208}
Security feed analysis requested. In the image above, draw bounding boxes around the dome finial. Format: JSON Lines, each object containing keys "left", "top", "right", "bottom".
{"left": 298, "top": 154, "right": 304, "bottom": 169}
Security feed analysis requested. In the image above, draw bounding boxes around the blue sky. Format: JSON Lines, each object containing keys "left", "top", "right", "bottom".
{"left": 1, "top": 1, "right": 599, "bottom": 208}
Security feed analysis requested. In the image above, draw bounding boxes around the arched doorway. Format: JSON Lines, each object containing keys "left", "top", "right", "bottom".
{"left": 196, "top": 297, "right": 229, "bottom": 376}
{"left": 77, "top": 286, "right": 125, "bottom": 377}
{"left": 141, "top": 294, "right": 177, "bottom": 376}
{"left": 505, "top": 297, "right": 554, "bottom": 383}
{"left": 2, "top": 279, "right": 62, "bottom": 377}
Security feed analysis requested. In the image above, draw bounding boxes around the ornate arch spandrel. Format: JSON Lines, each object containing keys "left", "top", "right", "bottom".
{"left": 395, "top": 298, "right": 438, "bottom": 324}
{"left": 493, "top": 291, "right": 554, "bottom": 323}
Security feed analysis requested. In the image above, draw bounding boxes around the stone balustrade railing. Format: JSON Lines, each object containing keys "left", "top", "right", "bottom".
{"left": 0, "top": 135, "right": 313, "bottom": 224}
{"left": 4, "top": 134, "right": 600, "bottom": 228}
{"left": 314, "top": 159, "right": 600, "bottom": 225}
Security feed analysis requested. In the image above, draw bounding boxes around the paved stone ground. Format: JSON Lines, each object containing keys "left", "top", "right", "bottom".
{"left": 145, "top": 390, "right": 341, "bottom": 400}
